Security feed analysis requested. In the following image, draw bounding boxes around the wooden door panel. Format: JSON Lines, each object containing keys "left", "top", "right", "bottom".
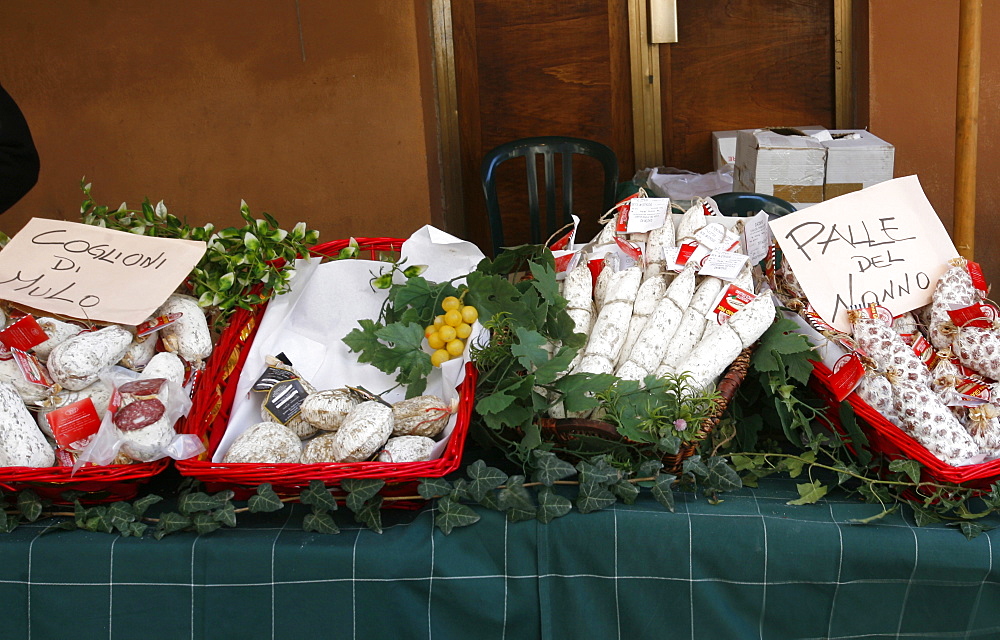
{"left": 454, "top": 0, "right": 632, "bottom": 253}
{"left": 662, "top": 0, "right": 835, "bottom": 173}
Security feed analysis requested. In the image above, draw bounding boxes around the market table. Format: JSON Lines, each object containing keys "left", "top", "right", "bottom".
{"left": 4, "top": 476, "right": 1000, "bottom": 640}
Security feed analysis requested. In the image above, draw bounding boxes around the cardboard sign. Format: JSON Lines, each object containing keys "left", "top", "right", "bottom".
{"left": 768, "top": 176, "right": 959, "bottom": 332}
{"left": 0, "top": 218, "right": 206, "bottom": 326}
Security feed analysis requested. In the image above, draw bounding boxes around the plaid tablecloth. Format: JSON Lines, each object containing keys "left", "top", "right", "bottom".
{"left": 2, "top": 476, "right": 999, "bottom": 640}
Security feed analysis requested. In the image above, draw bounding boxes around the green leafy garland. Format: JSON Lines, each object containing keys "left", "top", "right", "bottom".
{"left": 79, "top": 180, "right": 320, "bottom": 329}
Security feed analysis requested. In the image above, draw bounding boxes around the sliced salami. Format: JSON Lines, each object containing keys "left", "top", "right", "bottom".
{"left": 114, "top": 398, "right": 166, "bottom": 431}
{"left": 118, "top": 378, "right": 167, "bottom": 396}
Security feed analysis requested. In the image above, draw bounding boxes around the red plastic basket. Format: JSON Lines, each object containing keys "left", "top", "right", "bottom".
{"left": 175, "top": 237, "right": 477, "bottom": 505}
{"left": 810, "top": 360, "right": 1000, "bottom": 490}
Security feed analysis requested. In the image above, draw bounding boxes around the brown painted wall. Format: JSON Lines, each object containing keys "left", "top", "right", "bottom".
{"left": 0, "top": 1, "right": 437, "bottom": 243}
{"left": 863, "top": 1, "right": 1000, "bottom": 283}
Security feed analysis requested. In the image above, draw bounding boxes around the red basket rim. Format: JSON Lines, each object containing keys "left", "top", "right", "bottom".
{"left": 812, "top": 359, "right": 1000, "bottom": 486}
{"left": 176, "top": 237, "right": 477, "bottom": 493}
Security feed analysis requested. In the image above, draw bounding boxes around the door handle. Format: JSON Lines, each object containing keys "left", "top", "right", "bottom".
{"left": 649, "top": 0, "right": 678, "bottom": 43}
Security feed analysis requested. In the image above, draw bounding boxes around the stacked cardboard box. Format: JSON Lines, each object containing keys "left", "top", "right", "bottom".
{"left": 719, "top": 127, "right": 895, "bottom": 207}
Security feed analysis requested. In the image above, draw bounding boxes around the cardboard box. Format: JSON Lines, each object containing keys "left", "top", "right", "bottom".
{"left": 711, "top": 130, "right": 738, "bottom": 170}
{"left": 822, "top": 130, "right": 895, "bottom": 199}
{"left": 733, "top": 128, "right": 827, "bottom": 207}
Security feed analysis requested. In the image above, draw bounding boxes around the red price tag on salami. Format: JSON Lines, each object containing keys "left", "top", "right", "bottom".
{"left": 48, "top": 398, "right": 103, "bottom": 449}
{"left": 0, "top": 315, "right": 49, "bottom": 351}
{"left": 11, "top": 348, "right": 53, "bottom": 387}
{"left": 947, "top": 303, "right": 997, "bottom": 328}
{"left": 829, "top": 352, "right": 866, "bottom": 401}
{"left": 968, "top": 261, "right": 989, "bottom": 299}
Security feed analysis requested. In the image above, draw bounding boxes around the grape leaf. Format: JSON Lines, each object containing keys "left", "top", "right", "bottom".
{"left": 511, "top": 327, "right": 551, "bottom": 371}
{"left": 786, "top": 480, "right": 828, "bottom": 505}
{"left": 342, "top": 319, "right": 384, "bottom": 364}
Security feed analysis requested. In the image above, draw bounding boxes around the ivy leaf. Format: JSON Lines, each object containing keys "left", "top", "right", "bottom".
{"left": 838, "top": 404, "right": 872, "bottom": 467}
{"left": 610, "top": 479, "right": 640, "bottom": 504}
{"left": 353, "top": 497, "right": 384, "bottom": 533}
{"left": 888, "top": 458, "right": 922, "bottom": 485}
{"left": 248, "top": 484, "right": 284, "bottom": 513}
{"left": 450, "top": 478, "right": 471, "bottom": 501}
{"left": 576, "top": 457, "right": 619, "bottom": 486}
{"left": 657, "top": 435, "right": 682, "bottom": 456}
{"left": 636, "top": 459, "right": 663, "bottom": 479}
{"left": 153, "top": 512, "right": 191, "bottom": 539}
{"left": 107, "top": 502, "right": 136, "bottom": 534}
{"left": 85, "top": 506, "right": 114, "bottom": 533}
{"left": 911, "top": 505, "right": 944, "bottom": 527}
{"left": 576, "top": 481, "right": 616, "bottom": 514}
{"left": 130, "top": 522, "right": 148, "bottom": 537}
{"left": 529, "top": 450, "right": 577, "bottom": 486}
{"left": 178, "top": 492, "right": 225, "bottom": 515}
{"left": 300, "top": 480, "right": 338, "bottom": 512}
{"left": 682, "top": 455, "right": 709, "bottom": 478}
{"left": 703, "top": 457, "right": 743, "bottom": 494}
{"left": 192, "top": 512, "right": 222, "bottom": 535}
{"left": 954, "top": 521, "right": 992, "bottom": 540}
{"left": 212, "top": 503, "right": 238, "bottom": 528}
{"left": 0, "top": 508, "right": 11, "bottom": 533}
{"left": 132, "top": 494, "right": 163, "bottom": 518}
{"left": 536, "top": 486, "right": 572, "bottom": 523}
{"left": 418, "top": 477, "right": 453, "bottom": 500}
{"left": 465, "top": 460, "right": 508, "bottom": 502}
{"left": 343, "top": 479, "right": 385, "bottom": 512}
{"left": 478, "top": 490, "right": 501, "bottom": 512}
{"left": 435, "top": 496, "right": 480, "bottom": 534}
{"left": 303, "top": 512, "right": 340, "bottom": 534}
{"left": 497, "top": 475, "right": 536, "bottom": 522}
{"left": 17, "top": 490, "right": 43, "bottom": 522}
{"left": 651, "top": 474, "right": 676, "bottom": 511}
{"left": 786, "top": 480, "right": 829, "bottom": 506}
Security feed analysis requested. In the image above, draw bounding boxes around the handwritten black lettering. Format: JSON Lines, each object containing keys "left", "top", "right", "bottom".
{"left": 783, "top": 221, "right": 826, "bottom": 260}
{"left": 51, "top": 256, "right": 77, "bottom": 271}
{"left": 879, "top": 217, "right": 917, "bottom": 243}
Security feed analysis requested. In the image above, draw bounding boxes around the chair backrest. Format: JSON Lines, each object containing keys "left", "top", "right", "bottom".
{"left": 480, "top": 136, "right": 619, "bottom": 255}
{"left": 712, "top": 191, "right": 796, "bottom": 220}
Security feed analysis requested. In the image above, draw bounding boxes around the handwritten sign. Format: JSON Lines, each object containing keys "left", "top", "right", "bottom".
{"left": 768, "top": 176, "right": 958, "bottom": 332}
{"left": 0, "top": 218, "right": 206, "bottom": 325}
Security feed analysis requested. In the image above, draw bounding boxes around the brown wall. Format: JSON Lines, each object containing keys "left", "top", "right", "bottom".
{"left": 0, "top": 1, "right": 438, "bottom": 243}
{"left": 862, "top": 1, "right": 1000, "bottom": 284}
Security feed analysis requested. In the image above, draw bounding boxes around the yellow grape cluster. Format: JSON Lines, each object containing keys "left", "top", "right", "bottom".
{"left": 425, "top": 296, "right": 478, "bottom": 367}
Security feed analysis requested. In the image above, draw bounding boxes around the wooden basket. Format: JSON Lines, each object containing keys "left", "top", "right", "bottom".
{"left": 174, "top": 237, "right": 476, "bottom": 505}
{"left": 532, "top": 347, "right": 754, "bottom": 474}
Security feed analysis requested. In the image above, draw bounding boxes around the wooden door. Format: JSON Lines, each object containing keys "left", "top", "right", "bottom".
{"left": 452, "top": 0, "right": 634, "bottom": 253}
{"left": 451, "top": 1, "right": 834, "bottom": 253}
{"left": 661, "top": 1, "right": 835, "bottom": 172}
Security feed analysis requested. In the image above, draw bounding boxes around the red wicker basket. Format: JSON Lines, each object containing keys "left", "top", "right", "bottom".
{"left": 175, "top": 237, "right": 477, "bottom": 505}
{"left": 810, "top": 360, "right": 1000, "bottom": 490}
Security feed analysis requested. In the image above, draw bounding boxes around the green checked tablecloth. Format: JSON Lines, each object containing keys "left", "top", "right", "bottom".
{"left": 2, "top": 476, "right": 1000, "bottom": 640}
